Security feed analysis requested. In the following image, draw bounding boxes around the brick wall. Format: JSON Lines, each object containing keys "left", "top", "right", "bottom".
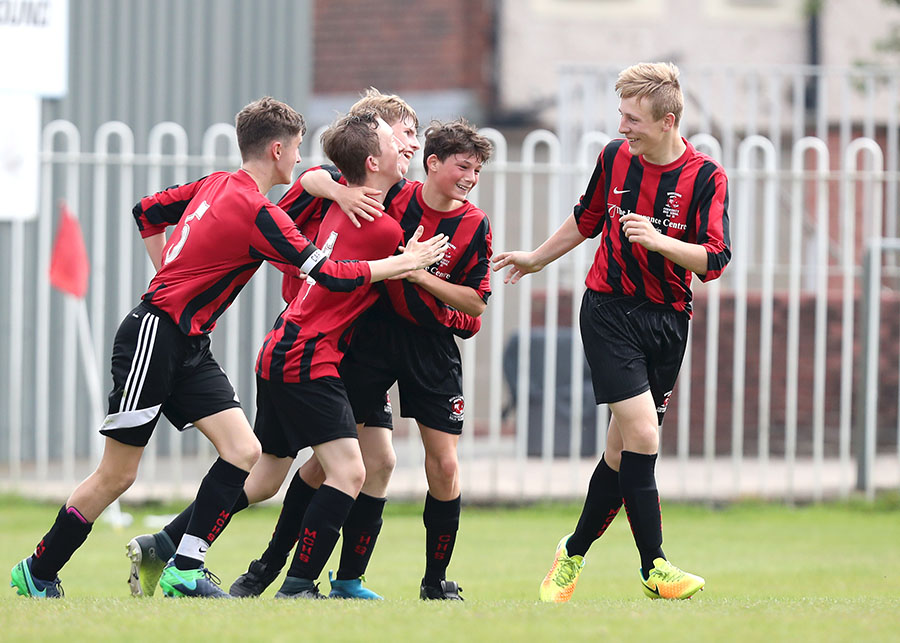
{"left": 313, "top": 0, "right": 494, "bottom": 103}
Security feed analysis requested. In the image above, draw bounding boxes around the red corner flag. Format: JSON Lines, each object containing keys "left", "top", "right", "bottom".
{"left": 49, "top": 201, "right": 90, "bottom": 298}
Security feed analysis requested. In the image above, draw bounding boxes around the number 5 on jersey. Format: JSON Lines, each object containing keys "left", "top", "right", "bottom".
{"left": 164, "top": 200, "right": 211, "bottom": 265}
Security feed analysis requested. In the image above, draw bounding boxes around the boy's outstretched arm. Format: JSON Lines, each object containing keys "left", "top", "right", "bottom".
{"left": 491, "top": 214, "right": 587, "bottom": 284}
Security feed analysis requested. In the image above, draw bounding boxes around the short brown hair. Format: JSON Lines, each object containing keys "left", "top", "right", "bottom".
{"left": 235, "top": 97, "right": 307, "bottom": 161}
{"left": 615, "top": 62, "right": 683, "bottom": 126}
{"left": 321, "top": 111, "right": 382, "bottom": 185}
{"left": 422, "top": 118, "right": 492, "bottom": 173}
{"left": 349, "top": 87, "right": 419, "bottom": 129}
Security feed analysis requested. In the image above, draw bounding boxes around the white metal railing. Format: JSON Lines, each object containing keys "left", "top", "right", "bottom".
{"left": 0, "top": 120, "right": 898, "bottom": 504}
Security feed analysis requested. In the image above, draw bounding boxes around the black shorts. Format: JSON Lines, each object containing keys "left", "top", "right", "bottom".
{"left": 99, "top": 302, "right": 241, "bottom": 447}
{"left": 339, "top": 310, "right": 464, "bottom": 434}
{"left": 254, "top": 375, "right": 358, "bottom": 458}
{"left": 360, "top": 392, "right": 394, "bottom": 430}
{"left": 579, "top": 290, "right": 689, "bottom": 426}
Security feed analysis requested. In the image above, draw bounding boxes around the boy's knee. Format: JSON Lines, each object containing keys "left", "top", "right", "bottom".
{"left": 366, "top": 447, "right": 396, "bottom": 480}
{"left": 99, "top": 465, "right": 137, "bottom": 495}
{"left": 427, "top": 451, "right": 459, "bottom": 484}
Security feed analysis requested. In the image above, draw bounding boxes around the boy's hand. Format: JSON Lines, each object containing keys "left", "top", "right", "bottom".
{"left": 491, "top": 250, "right": 543, "bottom": 284}
{"left": 400, "top": 226, "right": 448, "bottom": 271}
{"left": 621, "top": 212, "right": 663, "bottom": 251}
{"left": 336, "top": 185, "right": 384, "bottom": 227}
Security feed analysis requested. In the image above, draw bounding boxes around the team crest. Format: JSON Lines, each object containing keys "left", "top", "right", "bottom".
{"left": 449, "top": 395, "right": 465, "bottom": 421}
{"left": 656, "top": 390, "right": 674, "bottom": 414}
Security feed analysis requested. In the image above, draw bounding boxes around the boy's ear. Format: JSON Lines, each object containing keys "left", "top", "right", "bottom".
{"left": 270, "top": 139, "right": 283, "bottom": 160}
{"left": 662, "top": 113, "right": 676, "bottom": 131}
{"left": 365, "top": 155, "right": 379, "bottom": 173}
{"left": 426, "top": 153, "right": 440, "bottom": 174}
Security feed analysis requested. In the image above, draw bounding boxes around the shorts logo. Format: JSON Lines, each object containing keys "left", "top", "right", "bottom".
{"left": 384, "top": 392, "right": 393, "bottom": 415}
{"left": 656, "top": 390, "right": 673, "bottom": 414}
{"left": 449, "top": 395, "right": 465, "bottom": 421}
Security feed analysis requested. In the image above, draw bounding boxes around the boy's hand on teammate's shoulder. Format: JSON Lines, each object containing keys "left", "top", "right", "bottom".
{"left": 337, "top": 185, "right": 384, "bottom": 227}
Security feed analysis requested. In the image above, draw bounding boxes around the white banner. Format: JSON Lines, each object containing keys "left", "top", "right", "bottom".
{"left": 0, "top": 0, "right": 69, "bottom": 96}
{"left": 0, "top": 94, "right": 41, "bottom": 220}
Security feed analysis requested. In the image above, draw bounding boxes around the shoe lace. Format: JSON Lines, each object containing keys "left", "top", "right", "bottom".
{"left": 50, "top": 577, "right": 65, "bottom": 598}
{"left": 201, "top": 568, "right": 222, "bottom": 587}
{"left": 553, "top": 557, "right": 582, "bottom": 587}
{"left": 651, "top": 561, "right": 683, "bottom": 583}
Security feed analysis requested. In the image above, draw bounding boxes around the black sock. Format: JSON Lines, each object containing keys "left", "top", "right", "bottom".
{"left": 163, "top": 502, "right": 194, "bottom": 547}
{"left": 337, "top": 493, "right": 386, "bottom": 580}
{"left": 566, "top": 454, "right": 622, "bottom": 557}
{"left": 163, "top": 490, "right": 249, "bottom": 548}
{"left": 260, "top": 473, "right": 318, "bottom": 569}
{"left": 174, "top": 458, "right": 248, "bottom": 570}
{"left": 284, "top": 485, "right": 354, "bottom": 581}
{"left": 619, "top": 451, "right": 665, "bottom": 576}
{"left": 422, "top": 493, "right": 460, "bottom": 586}
{"left": 30, "top": 505, "right": 93, "bottom": 581}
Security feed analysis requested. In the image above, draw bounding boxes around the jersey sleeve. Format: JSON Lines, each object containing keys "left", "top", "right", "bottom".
{"left": 433, "top": 304, "right": 482, "bottom": 339}
{"left": 454, "top": 214, "right": 493, "bottom": 303}
{"left": 132, "top": 177, "right": 207, "bottom": 238}
{"left": 278, "top": 164, "right": 344, "bottom": 227}
{"left": 248, "top": 204, "right": 372, "bottom": 292}
{"left": 694, "top": 167, "right": 732, "bottom": 282}
{"left": 572, "top": 152, "right": 608, "bottom": 239}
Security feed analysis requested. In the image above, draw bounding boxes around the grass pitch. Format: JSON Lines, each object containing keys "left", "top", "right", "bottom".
{"left": 1, "top": 495, "right": 899, "bottom": 642}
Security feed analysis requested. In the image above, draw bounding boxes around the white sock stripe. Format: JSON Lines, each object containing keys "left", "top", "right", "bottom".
{"left": 175, "top": 534, "right": 210, "bottom": 564}
{"left": 129, "top": 315, "right": 158, "bottom": 413}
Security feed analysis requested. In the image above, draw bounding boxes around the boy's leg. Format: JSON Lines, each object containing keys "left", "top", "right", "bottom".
{"left": 229, "top": 457, "right": 322, "bottom": 597}
{"left": 277, "top": 437, "right": 364, "bottom": 599}
{"left": 539, "top": 425, "right": 624, "bottom": 603}
{"left": 335, "top": 425, "right": 392, "bottom": 580}
{"left": 12, "top": 437, "right": 143, "bottom": 597}
{"left": 609, "top": 392, "right": 664, "bottom": 575}
{"left": 158, "top": 408, "right": 259, "bottom": 598}
{"left": 129, "top": 452, "right": 291, "bottom": 597}
{"left": 418, "top": 424, "right": 463, "bottom": 600}
{"left": 327, "top": 424, "right": 393, "bottom": 600}
{"left": 566, "top": 420, "right": 626, "bottom": 556}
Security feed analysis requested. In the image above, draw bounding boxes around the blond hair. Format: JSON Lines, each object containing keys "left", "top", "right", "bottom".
{"left": 349, "top": 87, "right": 419, "bottom": 130}
{"left": 615, "top": 62, "right": 683, "bottom": 126}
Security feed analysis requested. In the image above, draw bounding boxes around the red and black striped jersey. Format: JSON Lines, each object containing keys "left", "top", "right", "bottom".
{"left": 255, "top": 201, "right": 404, "bottom": 382}
{"left": 277, "top": 171, "right": 483, "bottom": 338}
{"left": 276, "top": 165, "right": 343, "bottom": 302}
{"left": 574, "top": 138, "right": 731, "bottom": 315}
{"left": 379, "top": 180, "right": 490, "bottom": 339}
{"left": 133, "top": 169, "right": 371, "bottom": 335}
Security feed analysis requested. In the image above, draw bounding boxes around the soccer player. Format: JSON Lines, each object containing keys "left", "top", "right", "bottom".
{"left": 9, "top": 97, "right": 442, "bottom": 600}
{"left": 253, "top": 111, "right": 448, "bottom": 599}
{"left": 234, "top": 118, "right": 493, "bottom": 601}
{"left": 492, "top": 62, "right": 731, "bottom": 601}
